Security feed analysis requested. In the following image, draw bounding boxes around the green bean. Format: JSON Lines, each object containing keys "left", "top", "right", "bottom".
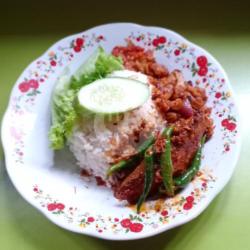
{"left": 136, "top": 147, "right": 154, "bottom": 213}
{"left": 107, "top": 135, "right": 155, "bottom": 176}
{"left": 160, "top": 127, "right": 174, "bottom": 196}
{"left": 161, "top": 127, "right": 171, "bottom": 138}
{"left": 174, "top": 135, "right": 206, "bottom": 187}
{"left": 107, "top": 157, "right": 139, "bottom": 177}
{"left": 137, "top": 135, "right": 155, "bottom": 153}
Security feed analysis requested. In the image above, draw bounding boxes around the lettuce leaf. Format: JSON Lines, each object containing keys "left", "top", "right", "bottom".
{"left": 49, "top": 47, "right": 123, "bottom": 149}
{"left": 70, "top": 47, "right": 123, "bottom": 90}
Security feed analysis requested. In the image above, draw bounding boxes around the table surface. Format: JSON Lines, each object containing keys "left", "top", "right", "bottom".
{"left": 0, "top": 25, "right": 250, "bottom": 250}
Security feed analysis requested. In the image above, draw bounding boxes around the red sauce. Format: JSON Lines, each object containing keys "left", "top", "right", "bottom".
{"left": 95, "top": 176, "right": 106, "bottom": 186}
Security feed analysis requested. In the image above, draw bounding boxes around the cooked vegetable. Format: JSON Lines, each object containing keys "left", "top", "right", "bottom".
{"left": 49, "top": 47, "right": 123, "bottom": 149}
{"left": 137, "top": 134, "right": 155, "bottom": 152}
{"left": 174, "top": 135, "right": 206, "bottom": 187}
{"left": 107, "top": 135, "right": 155, "bottom": 176}
{"left": 160, "top": 127, "right": 174, "bottom": 196}
{"left": 77, "top": 77, "right": 150, "bottom": 114}
{"left": 107, "top": 157, "right": 139, "bottom": 177}
{"left": 136, "top": 147, "right": 154, "bottom": 213}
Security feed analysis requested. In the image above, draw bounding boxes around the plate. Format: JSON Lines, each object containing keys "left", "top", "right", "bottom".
{"left": 1, "top": 23, "right": 241, "bottom": 240}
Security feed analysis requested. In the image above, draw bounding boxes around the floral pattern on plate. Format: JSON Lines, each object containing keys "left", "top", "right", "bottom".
{"left": 33, "top": 168, "right": 216, "bottom": 234}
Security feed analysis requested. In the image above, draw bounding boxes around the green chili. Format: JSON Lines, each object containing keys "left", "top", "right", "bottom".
{"left": 136, "top": 135, "right": 155, "bottom": 153}
{"left": 107, "top": 157, "right": 139, "bottom": 177}
{"left": 174, "top": 135, "right": 206, "bottom": 187}
{"left": 136, "top": 147, "right": 154, "bottom": 213}
{"left": 160, "top": 127, "right": 170, "bottom": 138}
{"left": 160, "top": 127, "right": 174, "bottom": 196}
{"left": 107, "top": 135, "right": 155, "bottom": 176}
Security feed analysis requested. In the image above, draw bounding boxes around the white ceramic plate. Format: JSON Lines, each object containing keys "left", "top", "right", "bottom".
{"left": 1, "top": 23, "right": 241, "bottom": 240}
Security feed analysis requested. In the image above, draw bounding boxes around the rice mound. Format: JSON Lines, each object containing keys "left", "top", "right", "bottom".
{"left": 68, "top": 95, "right": 165, "bottom": 184}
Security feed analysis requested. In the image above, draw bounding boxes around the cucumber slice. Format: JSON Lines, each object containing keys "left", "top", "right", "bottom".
{"left": 109, "top": 70, "right": 149, "bottom": 85}
{"left": 77, "top": 77, "right": 150, "bottom": 114}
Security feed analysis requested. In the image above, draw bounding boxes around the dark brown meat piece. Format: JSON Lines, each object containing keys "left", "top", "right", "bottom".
{"left": 114, "top": 162, "right": 145, "bottom": 204}
{"left": 171, "top": 110, "right": 211, "bottom": 175}
{"left": 114, "top": 162, "right": 163, "bottom": 204}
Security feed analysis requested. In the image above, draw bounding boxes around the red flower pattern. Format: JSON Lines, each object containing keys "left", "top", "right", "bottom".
{"left": 152, "top": 36, "right": 166, "bottom": 47}
{"left": 129, "top": 223, "right": 143, "bottom": 232}
{"left": 195, "top": 55, "right": 209, "bottom": 77}
{"left": 161, "top": 210, "right": 168, "bottom": 217}
{"left": 152, "top": 38, "right": 159, "bottom": 47}
{"left": 202, "top": 182, "right": 207, "bottom": 188}
{"left": 198, "top": 67, "right": 208, "bottom": 76}
{"left": 196, "top": 56, "right": 208, "bottom": 67}
{"left": 50, "top": 60, "right": 57, "bottom": 67}
{"left": 57, "top": 203, "right": 65, "bottom": 210}
{"left": 120, "top": 218, "right": 131, "bottom": 228}
{"left": 183, "top": 202, "right": 193, "bottom": 210}
{"left": 186, "top": 196, "right": 194, "bottom": 203}
{"left": 29, "top": 79, "right": 39, "bottom": 89}
{"left": 221, "top": 119, "right": 236, "bottom": 131}
{"left": 87, "top": 217, "right": 95, "bottom": 223}
{"left": 227, "top": 122, "right": 236, "bottom": 131}
{"left": 75, "top": 38, "right": 84, "bottom": 47}
{"left": 221, "top": 119, "right": 229, "bottom": 127}
{"left": 174, "top": 49, "right": 180, "bottom": 56}
{"left": 158, "top": 36, "right": 166, "bottom": 43}
{"left": 18, "top": 82, "right": 30, "bottom": 93}
{"left": 73, "top": 46, "right": 82, "bottom": 53}
{"left": 47, "top": 203, "right": 57, "bottom": 211}
{"left": 215, "top": 92, "right": 222, "bottom": 98}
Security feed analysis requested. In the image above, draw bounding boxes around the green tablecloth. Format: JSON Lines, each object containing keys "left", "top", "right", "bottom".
{"left": 0, "top": 3, "right": 250, "bottom": 248}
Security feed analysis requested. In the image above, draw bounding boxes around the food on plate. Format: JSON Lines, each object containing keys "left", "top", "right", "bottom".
{"left": 49, "top": 43, "right": 213, "bottom": 212}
